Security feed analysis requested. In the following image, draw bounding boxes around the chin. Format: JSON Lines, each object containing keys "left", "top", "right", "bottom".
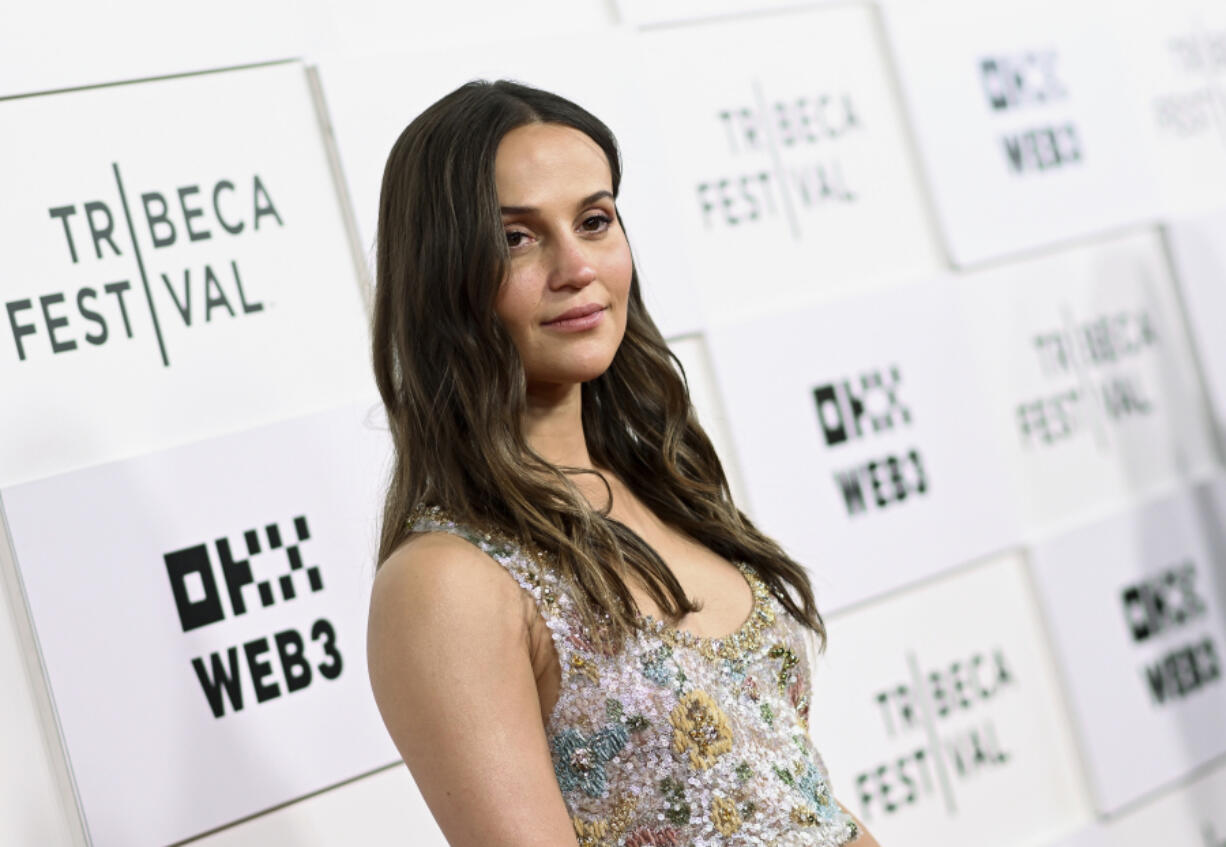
{"left": 533, "top": 355, "right": 618, "bottom": 387}
{"left": 566, "top": 363, "right": 616, "bottom": 385}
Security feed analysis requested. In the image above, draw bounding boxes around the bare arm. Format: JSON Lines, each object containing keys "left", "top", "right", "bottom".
{"left": 367, "top": 532, "right": 579, "bottom": 846}
{"left": 840, "top": 802, "right": 882, "bottom": 847}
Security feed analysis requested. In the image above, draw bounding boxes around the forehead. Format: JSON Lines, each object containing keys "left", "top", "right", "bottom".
{"left": 494, "top": 123, "right": 612, "bottom": 203}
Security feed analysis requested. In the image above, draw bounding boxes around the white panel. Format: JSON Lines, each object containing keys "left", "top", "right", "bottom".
{"left": 809, "top": 552, "right": 1092, "bottom": 846}
{"left": 1047, "top": 761, "right": 1226, "bottom": 847}
{"left": 1029, "top": 479, "right": 1226, "bottom": 814}
{"left": 0, "top": 1, "right": 316, "bottom": 98}
{"left": 1112, "top": 0, "right": 1226, "bottom": 216}
{"left": 958, "top": 230, "right": 1216, "bottom": 537}
{"left": 1166, "top": 210, "right": 1226, "bottom": 446}
{"left": 312, "top": 0, "right": 612, "bottom": 60}
{"left": 317, "top": 30, "right": 701, "bottom": 338}
{"left": 0, "top": 570, "right": 80, "bottom": 846}
{"left": 1, "top": 403, "right": 398, "bottom": 847}
{"left": 191, "top": 765, "right": 446, "bottom": 847}
{"left": 707, "top": 276, "right": 1020, "bottom": 613}
{"left": 667, "top": 335, "right": 750, "bottom": 509}
{"left": 0, "top": 63, "right": 373, "bottom": 488}
{"left": 883, "top": 0, "right": 1159, "bottom": 266}
{"left": 616, "top": 0, "right": 833, "bottom": 28}
{"left": 638, "top": 4, "right": 942, "bottom": 325}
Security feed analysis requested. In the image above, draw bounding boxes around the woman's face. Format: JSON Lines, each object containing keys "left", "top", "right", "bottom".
{"left": 493, "top": 122, "right": 633, "bottom": 393}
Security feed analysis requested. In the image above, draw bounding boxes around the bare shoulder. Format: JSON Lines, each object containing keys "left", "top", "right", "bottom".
{"left": 369, "top": 530, "right": 530, "bottom": 637}
{"left": 374, "top": 529, "right": 516, "bottom": 589}
{"left": 366, "top": 529, "right": 538, "bottom": 718}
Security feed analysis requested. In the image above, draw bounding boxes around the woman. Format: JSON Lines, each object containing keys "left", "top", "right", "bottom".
{"left": 367, "top": 79, "right": 879, "bottom": 847}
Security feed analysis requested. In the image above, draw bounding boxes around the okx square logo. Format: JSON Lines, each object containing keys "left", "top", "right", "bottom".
{"left": 977, "top": 50, "right": 1083, "bottom": 176}
{"left": 1119, "top": 560, "right": 1222, "bottom": 707}
{"left": 163, "top": 515, "right": 342, "bottom": 719}
{"left": 812, "top": 364, "right": 929, "bottom": 517}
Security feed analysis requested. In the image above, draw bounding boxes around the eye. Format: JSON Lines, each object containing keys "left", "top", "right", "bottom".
{"left": 580, "top": 212, "right": 613, "bottom": 234}
{"left": 505, "top": 229, "right": 531, "bottom": 249}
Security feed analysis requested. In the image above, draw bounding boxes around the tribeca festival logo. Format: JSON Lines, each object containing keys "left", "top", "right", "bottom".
{"left": 978, "top": 49, "right": 1083, "bottom": 175}
{"left": 1153, "top": 26, "right": 1226, "bottom": 143}
{"left": 1120, "top": 560, "right": 1222, "bottom": 707}
{"left": 812, "top": 364, "right": 928, "bottom": 517}
{"left": 697, "top": 81, "right": 861, "bottom": 236}
{"left": 858, "top": 648, "right": 1015, "bottom": 822}
{"left": 5, "top": 164, "right": 279, "bottom": 367}
{"left": 1017, "top": 308, "right": 1157, "bottom": 450}
{"left": 163, "top": 515, "right": 342, "bottom": 719}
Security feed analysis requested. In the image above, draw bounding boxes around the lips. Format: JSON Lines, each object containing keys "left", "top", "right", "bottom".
{"left": 544, "top": 303, "right": 605, "bottom": 325}
{"left": 541, "top": 302, "right": 607, "bottom": 332}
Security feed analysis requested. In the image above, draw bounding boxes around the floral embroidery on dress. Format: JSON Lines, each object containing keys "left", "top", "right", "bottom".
{"left": 776, "top": 756, "right": 853, "bottom": 834}
{"left": 571, "top": 654, "right": 602, "bottom": 685}
{"left": 573, "top": 795, "right": 638, "bottom": 847}
{"left": 741, "top": 673, "right": 760, "bottom": 702}
{"left": 625, "top": 826, "right": 683, "bottom": 847}
{"left": 658, "top": 776, "right": 692, "bottom": 826}
{"left": 760, "top": 701, "right": 775, "bottom": 727}
{"left": 789, "top": 673, "right": 811, "bottom": 731}
{"left": 768, "top": 644, "right": 800, "bottom": 693}
{"left": 407, "top": 508, "right": 860, "bottom": 847}
{"left": 639, "top": 644, "right": 674, "bottom": 686}
{"left": 552, "top": 724, "right": 630, "bottom": 798}
{"left": 669, "top": 689, "right": 734, "bottom": 770}
{"left": 711, "top": 795, "right": 744, "bottom": 835}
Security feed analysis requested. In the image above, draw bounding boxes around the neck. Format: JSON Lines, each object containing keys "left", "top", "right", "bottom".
{"left": 523, "top": 381, "right": 594, "bottom": 470}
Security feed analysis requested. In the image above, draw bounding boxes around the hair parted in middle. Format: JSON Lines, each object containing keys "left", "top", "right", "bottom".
{"left": 372, "top": 78, "right": 826, "bottom": 651}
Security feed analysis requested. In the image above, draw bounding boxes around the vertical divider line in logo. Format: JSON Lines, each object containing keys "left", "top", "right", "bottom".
{"left": 1059, "top": 303, "right": 1109, "bottom": 452}
{"left": 1196, "top": 14, "right": 1226, "bottom": 152}
{"left": 905, "top": 650, "right": 958, "bottom": 816}
{"left": 750, "top": 78, "right": 802, "bottom": 241}
{"left": 112, "top": 162, "right": 169, "bottom": 367}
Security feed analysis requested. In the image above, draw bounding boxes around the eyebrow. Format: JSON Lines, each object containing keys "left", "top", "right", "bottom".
{"left": 499, "top": 190, "right": 614, "bottom": 216}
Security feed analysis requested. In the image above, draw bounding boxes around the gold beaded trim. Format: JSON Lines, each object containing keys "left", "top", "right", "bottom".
{"left": 639, "top": 564, "right": 776, "bottom": 662}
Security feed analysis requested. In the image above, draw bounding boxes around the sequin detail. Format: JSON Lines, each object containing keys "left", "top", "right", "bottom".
{"left": 408, "top": 507, "right": 859, "bottom": 846}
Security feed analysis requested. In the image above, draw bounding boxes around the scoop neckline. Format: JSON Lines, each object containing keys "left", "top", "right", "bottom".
{"left": 635, "top": 562, "right": 775, "bottom": 661}
{"left": 407, "top": 506, "right": 776, "bottom": 660}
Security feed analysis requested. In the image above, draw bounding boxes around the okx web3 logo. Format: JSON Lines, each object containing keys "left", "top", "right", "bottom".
{"left": 163, "top": 515, "right": 342, "bottom": 719}
{"left": 813, "top": 364, "right": 929, "bottom": 517}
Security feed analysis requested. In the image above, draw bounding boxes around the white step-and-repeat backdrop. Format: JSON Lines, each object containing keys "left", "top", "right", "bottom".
{"left": 1, "top": 0, "right": 1224, "bottom": 844}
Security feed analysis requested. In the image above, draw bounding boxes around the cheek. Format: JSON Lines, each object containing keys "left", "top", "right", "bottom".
{"left": 608, "top": 240, "right": 634, "bottom": 301}
{"left": 493, "top": 272, "right": 537, "bottom": 340}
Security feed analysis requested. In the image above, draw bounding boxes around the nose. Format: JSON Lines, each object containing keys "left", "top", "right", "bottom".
{"left": 547, "top": 231, "right": 597, "bottom": 290}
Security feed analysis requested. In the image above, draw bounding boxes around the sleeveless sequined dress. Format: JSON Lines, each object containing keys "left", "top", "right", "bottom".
{"left": 409, "top": 506, "right": 859, "bottom": 847}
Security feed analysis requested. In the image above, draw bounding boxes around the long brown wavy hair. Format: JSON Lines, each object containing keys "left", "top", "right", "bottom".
{"left": 372, "top": 79, "right": 825, "bottom": 650}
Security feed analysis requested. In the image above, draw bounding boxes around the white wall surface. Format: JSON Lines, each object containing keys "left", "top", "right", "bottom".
{"left": 2, "top": 0, "right": 1225, "bottom": 845}
{"left": 638, "top": 3, "right": 942, "bottom": 324}
{"left": 1165, "top": 209, "right": 1226, "bottom": 453}
{"left": 882, "top": 0, "right": 1160, "bottom": 266}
